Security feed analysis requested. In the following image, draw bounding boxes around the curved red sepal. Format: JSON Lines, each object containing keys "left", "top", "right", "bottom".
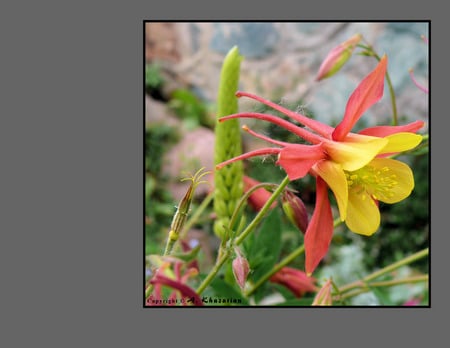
{"left": 304, "top": 177, "right": 334, "bottom": 275}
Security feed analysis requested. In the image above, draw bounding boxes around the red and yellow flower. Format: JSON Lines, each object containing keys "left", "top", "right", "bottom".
{"left": 216, "top": 55, "right": 425, "bottom": 275}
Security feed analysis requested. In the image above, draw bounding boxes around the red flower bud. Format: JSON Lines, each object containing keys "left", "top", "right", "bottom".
{"left": 243, "top": 175, "right": 277, "bottom": 212}
{"left": 281, "top": 190, "right": 309, "bottom": 234}
{"left": 316, "top": 33, "right": 362, "bottom": 81}
{"left": 270, "top": 267, "right": 317, "bottom": 298}
{"left": 232, "top": 247, "right": 250, "bottom": 290}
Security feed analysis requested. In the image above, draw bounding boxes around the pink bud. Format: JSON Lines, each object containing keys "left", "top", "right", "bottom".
{"left": 403, "top": 297, "right": 422, "bottom": 306}
{"left": 232, "top": 248, "right": 250, "bottom": 290}
{"left": 281, "top": 190, "right": 309, "bottom": 234}
{"left": 316, "top": 33, "right": 362, "bottom": 81}
{"left": 312, "top": 279, "right": 333, "bottom": 306}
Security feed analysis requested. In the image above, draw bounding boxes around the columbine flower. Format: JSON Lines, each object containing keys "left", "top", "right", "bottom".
{"left": 316, "top": 33, "right": 362, "bottom": 81}
{"left": 269, "top": 267, "right": 317, "bottom": 298}
{"left": 216, "top": 56, "right": 424, "bottom": 274}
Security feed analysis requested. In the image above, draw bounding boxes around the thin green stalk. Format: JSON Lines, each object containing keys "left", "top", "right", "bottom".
{"left": 337, "top": 275, "right": 428, "bottom": 302}
{"left": 384, "top": 67, "right": 398, "bottom": 126}
{"left": 179, "top": 190, "right": 214, "bottom": 239}
{"left": 196, "top": 175, "right": 291, "bottom": 294}
{"left": 235, "top": 175, "right": 290, "bottom": 245}
{"left": 338, "top": 247, "right": 429, "bottom": 294}
{"left": 245, "top": 211, "right": 343, "bottom": 297}
{"left": 358, "top": 43, "right": 398, "bottom": 126}
{"left": 245, "top": 244, "right": 305, "bottom": 297}
{"left": 145, "top": 284, "right": 153, "bottom": 299}
{"left": 228, "top": 182, "right": 278, "bottom": 236}
{"left": 196, "top": 246, "right": 231, "bottom": 295}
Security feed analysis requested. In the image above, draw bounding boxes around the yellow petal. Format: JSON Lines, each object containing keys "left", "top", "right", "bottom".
{"left": 346, "top": 189, "right": 380, "bottom": 236}
{"left": 313, "top": 160, "right": 348, "bottom": 221}
{"left": 322, "top": 136, "right": 388, "bottom": 171}
{"left": 378, "top": 133, "right": 423, "bottom": 154}
{"left": 365, "top": 158, "right": 415, "bottom": 204}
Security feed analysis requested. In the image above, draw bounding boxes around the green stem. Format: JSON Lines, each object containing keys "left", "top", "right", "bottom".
{"left": 358, "top": 43, "right": 398, "bottom": 126}
{"left": 244, "top": 211, "right": 343, "bottom": 297}
{"left": 245, "top": 244, "right": 305, "bottom": 297}
{"left": 163, "top": 232, "right": 178, "bottom": 256}
{"left": 384, "top": 68, "right": 398, "bottom": 126}
{"left": 180, "top": 190, "right": 214, "bottom": 239}
{"left": 235, "top": 176, "right": 290, "bottom": 245}
{"left": 337, "top": 275, "right": 428, "bottom": 302}
{"left": 145, "top": 284, "right": 153, "bottom": 299}
{"left": 196, "top": 175, "right": 291, "bottom": 295}
{"left": 338, "top": 247, "right": 429, "bottom": 294}
{"left": 229, "top": 182, "right": 278, "bottom": 235}
{"left": 196, "top": 246, "right": 231, "bottom": 295}
{"left": 333, "top": 217, "right": 342, "bottom": 228}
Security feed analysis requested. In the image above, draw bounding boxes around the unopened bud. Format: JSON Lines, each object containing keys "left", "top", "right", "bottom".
{"left": 232, "top": 248, "right": 250, "bottom": 290}
{"left": 282, "top": 190, "right": 308, "bottom": 234}
{"left": 316, "top": 33, "right": 362, "bottom": 81}
{"left": 312, "top": 279, "right": 333, "bottom": 306}
{"left": 243, "top": 175, "right": 277, "bottom": 212}
{"left": 269, "top": 267, "right": 317, "bottom": 298}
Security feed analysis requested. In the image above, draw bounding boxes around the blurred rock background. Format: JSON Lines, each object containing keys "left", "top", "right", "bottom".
{"left": 145, "top": 22, "right": 429, "bottom": 201}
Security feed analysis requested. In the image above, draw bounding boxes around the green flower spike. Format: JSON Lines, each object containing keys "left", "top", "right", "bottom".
{"left": 213, "top": 46, "right": 244, "bottom": 240}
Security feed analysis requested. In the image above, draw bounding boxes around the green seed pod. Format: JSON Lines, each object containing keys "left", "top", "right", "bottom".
{"left": 163, "top": 168, "right": 210, "bottom": 256}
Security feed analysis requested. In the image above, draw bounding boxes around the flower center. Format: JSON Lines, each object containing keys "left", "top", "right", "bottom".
{"left": 345, "top": 164, "right": 398, "bottom": 201}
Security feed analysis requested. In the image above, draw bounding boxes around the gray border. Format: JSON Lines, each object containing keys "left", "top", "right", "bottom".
{"left": 1, "top": 1, "right": 442, "bottom": 346}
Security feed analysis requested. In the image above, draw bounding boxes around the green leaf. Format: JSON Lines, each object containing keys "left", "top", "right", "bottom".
{"left": 145, "top": 63, "right": 164, "bottom": 89}
{"left": 247, "top": 209, "right": 283, "bottom": 282}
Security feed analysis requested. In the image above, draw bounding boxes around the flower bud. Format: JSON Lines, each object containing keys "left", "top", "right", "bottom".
{"left": 243, "top": 175, "right": 277, "bottom": 212}
{"left": 269, "top": 267, "right": 317, "bottom": 298}
{"left": 316, "top": 33, "right": 362, "bottom": 81}
{"left": 281, "top": 190, "right": 308, "bottom": 234}
{"left": 312, "top": 279, "right": 333, "bottom": 306}
{"left": 232, "top": 247, "right": 250, "bottom": 290}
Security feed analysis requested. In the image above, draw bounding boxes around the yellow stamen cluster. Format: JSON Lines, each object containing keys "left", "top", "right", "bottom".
{"left": 345, "top": 165, "right": 398, "bottom": 202}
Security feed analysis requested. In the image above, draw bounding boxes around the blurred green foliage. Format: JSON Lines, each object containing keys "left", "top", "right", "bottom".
{"left": 145, "top": 125, "right": 179, "bottom": 255}
{"left": 145, "top": 63, "right": 164, "bottom": 92}
{"left": 168, "top": 89, "right": 215, "bottom": 130}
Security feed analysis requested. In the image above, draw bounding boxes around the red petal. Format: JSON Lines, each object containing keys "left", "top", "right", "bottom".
{"left": 151, "top": 274, "right": 203, "bottom": 306}
{"left": 304, "top": 177, "right": 334, "bottom": 275}
{"left": 216, "top": 147, "right": 281, "bottom": 170}
{"left": 220, "top": 112, "right": 323, "bottom": 144}
{"left": 358, "top": 120, "right": 425, "bottom": 137}
{"left": 235, "top": 91, "right": 334, "bottom": 138}
{"left": 276, "top": 144, "right": 326, "bottom": 180}
{"left": 332, "top": 55, "right": 388, "bottom": 141}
